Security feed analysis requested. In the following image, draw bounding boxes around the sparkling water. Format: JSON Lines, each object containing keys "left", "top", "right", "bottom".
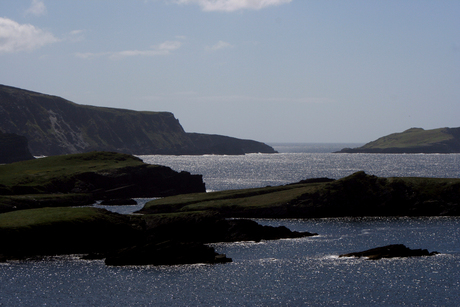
{"left": 1, "top": 144, "right": 459, "bottom": 306}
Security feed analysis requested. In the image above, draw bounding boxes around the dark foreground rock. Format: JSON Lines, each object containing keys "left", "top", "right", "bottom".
{"left": 105, "top": 240, "right": 231, "bottom": 266}
{"left": 0, "top": 207, "right": 317, "bottom": 266}
{"left": 339, "top": 244, "right": 439, "bottom": 260}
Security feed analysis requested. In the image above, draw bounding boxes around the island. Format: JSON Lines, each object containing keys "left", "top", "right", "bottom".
{"left": 339, "top": 244, "right": 439, "bottom": 260}
{"left": 337, "top": 127, "right": 460, "bottom": 153}
{"left": 0, "top": 151, "right": 316, "bottom": 265}
{"left": 0, "top": 151, "right": 206, "bottom": 213}
{"left": 0, "top": 84, "right": 276, "bottom": 156}
{"left": 1, "top": 152, "right": 456, "bottom": 265}
{"left": 140, "top": 171, "right": 460, "bottom": 218}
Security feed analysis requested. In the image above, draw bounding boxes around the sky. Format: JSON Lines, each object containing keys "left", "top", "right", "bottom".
{"left": 1, "top": 0, "right": 459, "bottom": 143}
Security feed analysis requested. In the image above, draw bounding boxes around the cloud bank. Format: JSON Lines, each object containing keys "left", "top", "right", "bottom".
{"left": 173, "top": 0, "right": 292, "bottom": 12}
{"left": 0, "top": 18, "right": 58, "bottom": 53}
{"left": 25, "top": 0, "right": 47, "bottom": 16}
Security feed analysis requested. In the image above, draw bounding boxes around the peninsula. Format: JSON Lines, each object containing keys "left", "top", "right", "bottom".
{"left": 0, "top": 84, "right": 276, "bottom": 156}
{"left": 337, "top": 127, "right": 460, "bottom": 153}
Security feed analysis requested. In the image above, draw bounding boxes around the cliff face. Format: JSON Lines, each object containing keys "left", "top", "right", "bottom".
{"left": 337, "top": 127, "right": 460, "bottom": 153}
{"left": 0, "top": 84, "right": 276, "bottom": 156}
{"left": 0, "top": 131, "right": 34, "bottom": 163}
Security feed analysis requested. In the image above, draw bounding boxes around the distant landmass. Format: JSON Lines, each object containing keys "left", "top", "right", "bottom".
{"left": 337, "top": 127, "right": 460, "bottom": 153}
{"left": 0, "top": 84, "right": 276, "bottom": 157}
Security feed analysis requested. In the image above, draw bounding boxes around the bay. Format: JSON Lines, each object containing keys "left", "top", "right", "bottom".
{"left": 1, "top": 144, "right": 460, "bottom": 306}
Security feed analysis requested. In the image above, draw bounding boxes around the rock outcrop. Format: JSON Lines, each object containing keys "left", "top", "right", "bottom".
{"left": 0, "top": 84, "right": 276, "bottom": 156}
{"left": 141, "top": 171, "right": 460, "bottom": 218}
{"left": 104, "top": 241, "right": 232, "bottom": 266}
{"left": 339, "top": 244, "right": 439, "bottom": 260}
{"left": 0, "top": 131, "right": 34, "bottom": 164}
{"left": 0, "top": 207, "right": 316, "bottom": 266}
{"left": 337, "top": 127, "right": 460, "bottom": 153}
{"left": 0, "top": 151, "right": 206, "bottom": 213}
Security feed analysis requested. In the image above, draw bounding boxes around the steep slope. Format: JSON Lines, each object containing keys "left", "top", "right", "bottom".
{"left": 337, "top": 127, "right": 460, "bottom": 153}
{"left": 0, "top": 131, "right": 34, "bottom": 163}
{"left": 0, "top": 84, "right": 276, "bottom": 156}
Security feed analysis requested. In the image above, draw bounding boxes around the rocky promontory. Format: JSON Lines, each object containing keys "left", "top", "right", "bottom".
{"left": 0, "top": 151, "right": 205, "bottom": 213}
{"left": 0, "top": 84, "right": 276, "bottom": 156}
{"left": 0, "top": 207, "right": 317, "bottom": 265}
{"left": 337, "top": 127, "right": 460, "bottom": 153}
{"left": 141, "top": 171, "right": 460, "bottom": 218}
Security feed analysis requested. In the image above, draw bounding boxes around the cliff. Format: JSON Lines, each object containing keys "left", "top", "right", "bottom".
{"left": 337, "top": 127, "right": 460, "bottom": 153}
{"left": 0, "top": 131, "right": 34, "bottom": 163}
{"left": 0, "top": 84, "right": 276, "bottom": 156}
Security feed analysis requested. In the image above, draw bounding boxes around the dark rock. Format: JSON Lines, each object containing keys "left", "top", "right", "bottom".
{"left": 142, "top": 213, "right": 318, "bottom": 244}
{"left": 0, "top": 131, "right": 34, "bottom": 163}
{"left": 100, "top": 198, "right": 137, "bottom": 206}
{"left": 218, "top": 219, "right": 317, "bottom": 242}
{"left": 339, "top": 244, "right": 439, "bottom": 260}
{"left": 105, "top": 240, "right": 232, "bottom": 266}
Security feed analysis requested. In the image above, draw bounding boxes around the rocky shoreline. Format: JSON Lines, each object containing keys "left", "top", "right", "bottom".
{"left": 1, "top": 151, "right": 456, "bottom": 266}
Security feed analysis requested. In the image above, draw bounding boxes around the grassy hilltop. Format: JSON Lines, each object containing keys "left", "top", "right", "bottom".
{"left": 338, "top": 127, "right": 460, "bottom": 153}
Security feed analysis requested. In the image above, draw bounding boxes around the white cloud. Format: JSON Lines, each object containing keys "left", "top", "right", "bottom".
{"left": 65, "top": 29, "right": 86, "bottom": 43}
{"left": 25, "top": 0, "right": 47, "bottom": 16}
{"left": 0, "top": 17, "right": 58, "bottom": 53}
{"left": 173, "top": 0, "right": 292, "bottom": 12}
{"left": 75, "top": 40, "right": 182, "bottom": 60}
{"left": 206, "top": 40, "right": 233, "bottom": 51}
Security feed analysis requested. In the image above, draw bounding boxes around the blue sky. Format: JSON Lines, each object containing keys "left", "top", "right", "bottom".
{"left": 1, "top": 0, "right": 459, "bottom": 143}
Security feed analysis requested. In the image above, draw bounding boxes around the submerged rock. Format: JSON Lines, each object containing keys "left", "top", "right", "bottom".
{"left": 339, "top": 244, "right": 439, "bottom": 260}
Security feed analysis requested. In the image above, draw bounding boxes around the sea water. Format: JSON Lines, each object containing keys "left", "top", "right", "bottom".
{"left": 1, "top": 144, "right": 460, "bottom": 306}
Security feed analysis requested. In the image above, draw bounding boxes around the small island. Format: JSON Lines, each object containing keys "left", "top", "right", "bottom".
{"left": 0, "top": 152, "right": 317, "bottom": 265}
{"left": 337, "top": 127, "right": 460, "bottom": 153}
{"left": 1, "top": 152, "right": 457, "bottom": 265}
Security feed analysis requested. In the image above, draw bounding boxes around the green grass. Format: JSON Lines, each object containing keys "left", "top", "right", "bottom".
{"left": 0, "top": 207, "right": 115, "bottom": 229}
{"left": 141, "top": 173, "right": 460, "bottom": 217}
{"left": 362, "top": 128, "right": 452, "bottom": 149}
{"left": 0, "top": 151, "right": 146, "bottom": 187}
{"left": 141, "top": 182, "right": 326, "bottom": 214}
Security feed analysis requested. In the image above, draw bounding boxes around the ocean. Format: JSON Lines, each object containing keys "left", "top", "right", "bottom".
{"left": 1, "top": 143, "right": 459, "bottom": 306}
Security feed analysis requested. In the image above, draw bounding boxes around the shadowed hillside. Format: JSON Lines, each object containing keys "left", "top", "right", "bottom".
{"left": 0, "top": 84, "right": 276, "bottom": 156}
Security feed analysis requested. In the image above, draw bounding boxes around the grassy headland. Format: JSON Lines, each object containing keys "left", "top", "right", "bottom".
{"left": 140, "top": 171, "right": 460, "bottom": 218}
{"left": 0, "top": 151, "right": 205, "bottom": 213}
{"left": 338, "top": 127, "right": 460, "bottom": 153}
